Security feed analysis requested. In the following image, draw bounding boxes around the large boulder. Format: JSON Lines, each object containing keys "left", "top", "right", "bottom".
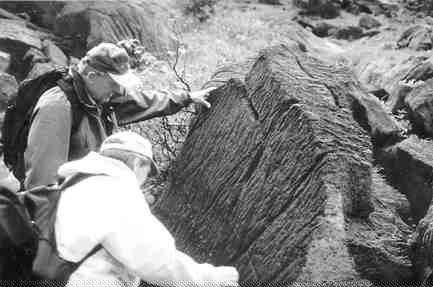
{"left": 0, "top": 1, "right": 65, "bottom": 29}
{"left": 0, "top": 18, "right": 47, "bottom": 79}
{"left": 351, "top": 45, "right": 433, "bottom": 116}
{"left": 413, "top": 202, "right": 433, "bottom": 283}
{"left": 347, "top": 170, "right": 413, "bottom": 280}
{"left": 53, "top": 0, "right": 176, "bottom": 59}
{"left": 377, "top": 135, "right": 433, "bottom": 222}
{"left": 207, "top": 44, "right": 402, "bottom": 147}
{"left": 155, "top": 44, "right": 413, "bottom": 284}
{"left": 404, "top": 79, "right": 433, "bottom": 137}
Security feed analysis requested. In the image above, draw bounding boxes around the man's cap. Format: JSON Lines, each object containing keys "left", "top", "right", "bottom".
{"left": 84, "top": 42, "right": 142, "bottom": 92}
{"left": 100, "top": 131, "right": 159, "bottom": 176}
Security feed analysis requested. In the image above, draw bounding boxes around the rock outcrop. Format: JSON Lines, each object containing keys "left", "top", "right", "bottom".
{"left": 404, "top": 79, "right": 433, "bottom": 136}
{"left": 0, "top": 18, "right": 52, "bottom": 80}
{"left": 0, "top": 1, "right": 175, "bottom": 82}
{"left": 53, "top": 0, "right": 175, "bottom": 58}
{"left": 377, "top": 135, "right": 433, "bottom": 222}
{"left": 155, "top": 44, "right": 413, "bottom": 284}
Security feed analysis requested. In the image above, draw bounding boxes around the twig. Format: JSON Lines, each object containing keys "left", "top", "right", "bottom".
{"left": 169, "top": 20, "right": 192, "bottom": 92}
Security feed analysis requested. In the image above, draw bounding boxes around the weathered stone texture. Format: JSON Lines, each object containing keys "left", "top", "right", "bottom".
{"left": 54, "top": 0, "right": 175, "bottom": 59}
{"left": 155, "top": 44, "right": 413, "bottom": 284}
{"left": 377, "top": 135, "right": 433, "bottom": 222}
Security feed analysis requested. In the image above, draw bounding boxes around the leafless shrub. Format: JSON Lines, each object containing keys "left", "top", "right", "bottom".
{"left": 118, "top": 38, "right": 197, "bottom": 182}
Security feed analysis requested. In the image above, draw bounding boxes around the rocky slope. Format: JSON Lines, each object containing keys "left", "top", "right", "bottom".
{"left": 155, "top": 0, "right": 433, "bottom": 285}
{"left": 2, "top": 0, "right": 433, "bottom": 285}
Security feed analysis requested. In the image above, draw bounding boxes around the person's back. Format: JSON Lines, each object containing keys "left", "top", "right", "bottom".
{"left": 55, "top": 153, "right": 142, "bottom": 286}
{"left": 55, "top": 132, "right": 239, "bottom": 287}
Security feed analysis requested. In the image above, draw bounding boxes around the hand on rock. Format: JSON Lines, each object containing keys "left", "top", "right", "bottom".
{"left": 216, "top": 266, "right": 239, "bottom": 287}
{"left": 143, "top": 191, "right": 156, "bottom": 205}
{"left": 189, "top": 87, "right": 218, "bottom": 108}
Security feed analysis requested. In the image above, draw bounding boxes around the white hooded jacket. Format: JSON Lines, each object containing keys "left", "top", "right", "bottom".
{"left": 55, "top": 152, "right": 239, "bottom": 287}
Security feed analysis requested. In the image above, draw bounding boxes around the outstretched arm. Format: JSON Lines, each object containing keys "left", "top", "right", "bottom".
{"left": 102, "top": 182, "right": 239, "bottom": 287}
{"left": 110, "top": 86, "right": 217, "bottom": 125}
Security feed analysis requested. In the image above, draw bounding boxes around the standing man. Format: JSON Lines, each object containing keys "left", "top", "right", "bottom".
{"left": 23, "top": 42, "right": 214, "bottom": 189}
{"left": 55, "top": 131, "right": 239, "bottom": 287}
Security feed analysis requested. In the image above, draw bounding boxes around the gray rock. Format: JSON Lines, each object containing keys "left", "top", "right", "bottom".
{"left": 359, "top": 14, "right": 381, "bottom": 29}
{"left": 0, "top": 18, "right": 42, "bottom": 50}
{"left": 23, "top": 47, "right": 49, "bottom": 65}
{"left": 342, "top": 0, "right": 399, "bottom": 17}
{"left": 26, "top": 62, "right": 56, "bottom": 80}
{"left": 294, "top": 0, "right": 341, "bottom": 19}
{"left": 397, "top": 25, "right": 433, "bottom": 51}
{"left": 334, "top": 26, "right": 364, "bottom": 40}
{"left": 155, "top": 44, "right": 413, "bottom": 284}
{"left": 404, "top": 79, "right": 433, "bottom": 137}
{"left": 377, "top": 135, "right": 433, "bottom": 222}
{"left": 405, "top": 0, "right": 433, "bottom": 16}
{"left": 0, "top": 18, "right": 54, "bottom": 80}
{"left": 42, "top": 39, "right": 67, "bottom": 66}
{"left": 0, "top": 50, "right": 11, "bottom": 72}
{"left": 0, "top": 71, "right": 17, "bottom": 107}
{"left": 312, "top": 22, "right": 338, "bottom": 37}
{"left": 54, "top": 0, "right": 175, "bottom": 59}
{"left": 0, "top": 72, "right": 17, "bottom": 126}
{"left": 0, "top": 2, "right": 65, "bottom": 29}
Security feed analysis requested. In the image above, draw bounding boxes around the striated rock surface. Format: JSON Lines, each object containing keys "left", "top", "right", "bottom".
{"left": 377, "top": 135, "right": 433, "bottom": 222}
{"left": 155, "top": 44, "right": 413, "bottom": 284}
{"left": 54, "top": 0, "right": 175, "bottom": 58}
{"left": 397, "top": 25, "right": 433, "bottom": 51}
{"left": 404, "top": 79, "right": 433, "bottom": 136}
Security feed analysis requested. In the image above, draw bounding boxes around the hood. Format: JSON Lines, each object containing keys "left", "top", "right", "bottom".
{"left": 58, "top": 152, "right": 137, "bottom": 184}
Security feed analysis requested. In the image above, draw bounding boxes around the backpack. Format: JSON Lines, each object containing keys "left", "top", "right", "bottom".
{"left": 1, "top": 68, "right": 84, "bottom": 187}
{"left": 0, "top": 173, "right": 100, "bottom": 282}
{"left": 0, "top": 185, "right": 36, "bottom": 280}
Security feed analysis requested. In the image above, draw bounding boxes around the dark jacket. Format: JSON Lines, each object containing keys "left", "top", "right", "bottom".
{"left": 23, "top": 68, "right": 191, "bottom": 189}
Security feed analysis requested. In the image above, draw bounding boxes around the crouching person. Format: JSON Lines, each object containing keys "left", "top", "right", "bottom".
{"left": 54, "top": 131, "right": 239, "bottom": 287}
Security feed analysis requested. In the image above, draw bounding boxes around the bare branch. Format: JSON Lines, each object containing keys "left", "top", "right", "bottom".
{"left": 168, "top": 20, "right": 192, "bottom": 92}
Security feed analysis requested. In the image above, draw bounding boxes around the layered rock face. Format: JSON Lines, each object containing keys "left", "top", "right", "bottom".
{"left": 155, "top": 44, "right": 413, "bottom": 284}
{"left": 54, "top": 0, "right": 175, "bottom": 58}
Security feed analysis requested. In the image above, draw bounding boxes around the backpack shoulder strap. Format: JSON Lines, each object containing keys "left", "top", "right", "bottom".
{"left": 56, "top": 77, "right": 84, "bottom": 134}
{"left": 31, "top": 173, "right": 102, "bottom": 280}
